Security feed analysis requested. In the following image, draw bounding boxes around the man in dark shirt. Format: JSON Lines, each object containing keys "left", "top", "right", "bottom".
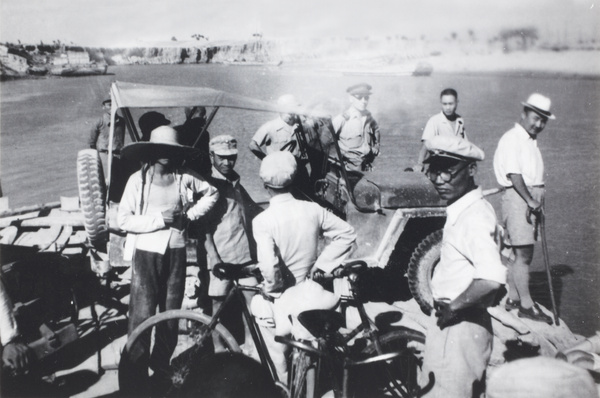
{"left": 89, "top": 98, "right": 126, "bottom": 181}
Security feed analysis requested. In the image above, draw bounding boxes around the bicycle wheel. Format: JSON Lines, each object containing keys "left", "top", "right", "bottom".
{"left": 356, "top": 328, "right": 426, "bottom": 398}
{"left": 119, "top": 309, "right": 240, "bottom": 397}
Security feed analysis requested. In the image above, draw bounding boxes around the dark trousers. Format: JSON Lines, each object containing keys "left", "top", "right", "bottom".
{"left": 127, "top": 247, "right": 186, "bottom": 378}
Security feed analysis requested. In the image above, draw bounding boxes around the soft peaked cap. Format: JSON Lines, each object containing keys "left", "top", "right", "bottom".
{"left": 424, "top": 135, "right": 485, "bottom": 162}
{"left": 209, "top": 135, "right": 238, "bottom": 156}
{"left": 260, "top": 151, "right": 297, "bottom": 188}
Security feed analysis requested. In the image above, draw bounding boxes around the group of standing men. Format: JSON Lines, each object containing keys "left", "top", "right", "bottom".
{"left": 88, "top": 83, "right": 557, "bottom": 396}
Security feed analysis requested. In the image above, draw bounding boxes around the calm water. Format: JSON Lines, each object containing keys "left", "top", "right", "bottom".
{"left": 1, "top": 64, "right": 599, "bottom": 335}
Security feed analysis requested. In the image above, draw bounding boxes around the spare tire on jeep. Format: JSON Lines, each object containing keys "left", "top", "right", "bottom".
{"left": 407, "top": 229, "right": 443, "bottom": 314}
{"left": 77, "top": 149, "right": 107, "bottom": 246}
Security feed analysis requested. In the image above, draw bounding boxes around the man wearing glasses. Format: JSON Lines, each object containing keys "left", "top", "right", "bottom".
{"left": 332, "top": 83, "right": 381, "bottom": 172}
{"left": 420, "top": 135, "right": 506, "bottom": 398}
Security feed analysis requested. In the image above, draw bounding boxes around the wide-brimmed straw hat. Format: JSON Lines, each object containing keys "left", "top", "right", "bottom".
{"left": 521, "top": 93, "right": 556, "bottom": 120}
{"left": 121, "top": 126, "right": 197, "bottom": 161}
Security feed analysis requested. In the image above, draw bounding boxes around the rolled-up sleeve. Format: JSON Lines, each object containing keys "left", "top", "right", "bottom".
{"left": 184, "top": 175, "right": 219, "bottom": 220}
{"left": 314, "top": 208, "right": 356, "bottom": 273}
{"left": 117, "top": 174, "right": 166, "bottom": 233}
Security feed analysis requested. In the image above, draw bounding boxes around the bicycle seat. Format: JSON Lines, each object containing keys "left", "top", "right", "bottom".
{"left": 297, "top": 310, "right": 344, "bottom": 339}
{"left": 212, "top": 263, "right": 254, "bottom": 280}
{"left": 339, "top": 260, "right": 368, "bottom": 277}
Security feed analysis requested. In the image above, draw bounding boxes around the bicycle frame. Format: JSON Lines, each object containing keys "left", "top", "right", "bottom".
{"left": 209, "top": 279, "right": 281, "bottom": 384}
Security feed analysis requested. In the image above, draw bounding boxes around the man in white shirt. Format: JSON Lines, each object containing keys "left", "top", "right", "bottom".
{"left": 493, "top": 93, "right": 555, "bottom": 324}
{"left": 252, "top": 151, "right": 356, "bottom": 382}
{"left": 118, "top": 126, "right": 218, "bottom": 384}
{"left": 417, "top": 88, "right": 466, "bottom": 169}
{"left": 420, "top": 135, "right": 506, "bottom": 398}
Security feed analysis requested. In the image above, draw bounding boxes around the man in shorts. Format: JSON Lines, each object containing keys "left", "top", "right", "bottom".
{"left": 204, "top": 135, "right": 261, "bottom": 352}
{"left": 493, "top": 93, "right": 555, "bottom": 324}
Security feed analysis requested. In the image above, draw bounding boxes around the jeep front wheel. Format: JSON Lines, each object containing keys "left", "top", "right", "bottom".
{"left": 407, "top": 229, "right": 443, "bottom": 314}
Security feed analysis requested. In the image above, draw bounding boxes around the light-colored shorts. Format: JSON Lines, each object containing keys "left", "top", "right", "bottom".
{"left": 501, "top": 186, "right": 545, "bottom": 246}
{"left": 208, "top": 267, "right": 258, "bottom": 297}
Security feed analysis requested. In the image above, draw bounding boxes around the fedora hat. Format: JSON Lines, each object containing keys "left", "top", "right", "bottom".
{"left": 121, "top": 126, "right": 197, "bottom": 161}
{"left": 521, "top": 93, "right": 556, "bottom": 120}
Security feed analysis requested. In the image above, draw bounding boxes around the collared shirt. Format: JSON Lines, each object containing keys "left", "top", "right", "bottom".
{"left": 332, "top": 107, "right": 380, "bottom": 155}
{"left": 430, "top": 187, "right": 506, "bottom": 301}
{"left": 252, "top": 193, "right": 356, "bottom": 293}
{"left": 0, "top": 277, "right": 18, "bottom": 346}
{"left": 493, "top": 123, "right": 544, "bottom": 187}
{"left": 118, "top": 167, "right": 218, "bottom": 259}
{"left": 421, "top": 111, "right": 466, "bottom": 141}
{"left": 89, "top": 112, "right": 126, "bottom": 152}
{"left": 252, "top": 117, "right": 301, "bottom": 157}
{"left": 205, "top": 167, "right": 259, "bottom": 264}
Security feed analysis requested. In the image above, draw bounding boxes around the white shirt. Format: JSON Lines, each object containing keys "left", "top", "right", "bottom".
{"left": 118, "top": 167, "right": 218, "bottom": 259}
{"left": 252, "top": 117, "right": 301, "bottom": 157}
{"left": 252, "top": 193, "right": 356, "bottom": 293}
{"left": 421, "top": 112, "right": 466, "bottom": 141}
{"left": 0, "top": 277, "right": 19, "bottom": 346}
{"left": 430, "top": 188, "right": 506, "bottom": 301}
{"left": 493, "top": 123, "right": 544, "bottom": 187}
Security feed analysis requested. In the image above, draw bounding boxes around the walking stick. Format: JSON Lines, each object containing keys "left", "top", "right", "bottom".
{"left": 538, "top": 209, "right": 560, "bottom": 325}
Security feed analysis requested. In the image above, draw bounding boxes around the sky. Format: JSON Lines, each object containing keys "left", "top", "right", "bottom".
{"left": 1, "top": 0, "right": 599, "bottom": 47}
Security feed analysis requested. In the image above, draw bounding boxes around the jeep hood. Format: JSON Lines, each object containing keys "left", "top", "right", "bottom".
{"left": 355, "top": 170, "right": 446, "bottom": 209}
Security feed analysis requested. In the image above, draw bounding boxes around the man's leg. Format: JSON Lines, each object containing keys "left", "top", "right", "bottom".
{"left": 258, "top": 324, "right": 288, "bottom": 384}
{"left": 127, "top": 250, "right": 161, "bottom": 386}
{"left": 150, "top": 247, "right": 186, "bottom": 374}
{"left": 511, "top": 245, "right": 535, "bottom": 308}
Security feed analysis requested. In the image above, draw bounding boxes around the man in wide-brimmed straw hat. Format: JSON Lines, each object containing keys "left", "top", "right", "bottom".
{"left": 117, "top": 126, "right": 218, "bottom": 388}
{"left": 493, "top": 93, "right": 556, "bottom": 325}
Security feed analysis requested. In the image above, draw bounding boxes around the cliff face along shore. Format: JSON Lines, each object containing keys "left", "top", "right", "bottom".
{"left": 2, "top": 36, "right": 599, "bottom": 78}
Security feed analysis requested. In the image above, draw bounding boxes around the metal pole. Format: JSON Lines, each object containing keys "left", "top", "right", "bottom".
{"left": 539, "top": 209, "right": 560, "bottom": 325}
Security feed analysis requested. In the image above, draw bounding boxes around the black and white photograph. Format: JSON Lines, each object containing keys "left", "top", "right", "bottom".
{"left": 1, "top": 1, "right": 599, "bottom": 397}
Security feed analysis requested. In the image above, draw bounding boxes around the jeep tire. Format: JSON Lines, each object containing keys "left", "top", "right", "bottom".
{"left": 407, "top": 229, "right": 443, "bottom": 314}
{"left": 77, "top": 149, "right": 107, "bottom": 245}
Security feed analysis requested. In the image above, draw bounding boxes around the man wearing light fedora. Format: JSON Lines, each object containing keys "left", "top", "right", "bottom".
{"left": 117, "top": 126, "right": 219, "bottom": 387}
{"left": 493, "top": 93, "right": 556, "bottom": 324}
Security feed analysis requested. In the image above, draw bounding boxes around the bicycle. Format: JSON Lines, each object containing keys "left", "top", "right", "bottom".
{"left": 118, "top": 262, "right": 287, "bottom": 397}
{"left": 275, "top": 260, "right": 430, "bottom": 398}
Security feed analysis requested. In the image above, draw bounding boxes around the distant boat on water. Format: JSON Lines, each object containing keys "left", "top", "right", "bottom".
{"left": 339, "top": 61, "right": 433, "bottom": 77}
{"left": 49, "top": 63, "right": 108, "bottom": 77}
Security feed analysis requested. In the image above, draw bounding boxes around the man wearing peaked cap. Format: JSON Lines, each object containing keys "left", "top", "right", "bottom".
{"left": 420, "top": 134, "right": 506, "bottom": 398}
{"left": 333, "top": 82, "right": 381, "bottom": 172}
{"left": 493, "top": 93, "right": 555, "bottom": 325}
{"left": 251, "top": 151, "right": 356, "bottom": 382}
{"left": 203, "top": 134, "right": 261, "bottom": 352}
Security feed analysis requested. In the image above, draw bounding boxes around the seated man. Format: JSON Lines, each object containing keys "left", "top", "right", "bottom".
{"left": 252, "top": 151, "right": 356, "bottom": 382}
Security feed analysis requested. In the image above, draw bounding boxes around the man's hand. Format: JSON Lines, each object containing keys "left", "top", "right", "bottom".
{"left": 526, "top": 199, "right": 542, "bottom": 224}
{"left": 2, "top": 341, "right": 31, "bottom": 373}
{"left": 162, "top": 209, "right": 186, "bottom": 229}
{"left": 434, "top": 300, "right": 460, "bottom": 330}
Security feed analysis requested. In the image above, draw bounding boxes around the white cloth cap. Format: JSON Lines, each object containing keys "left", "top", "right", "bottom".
{"left": 260, "top": 151, "right": 297, "bottom": 188}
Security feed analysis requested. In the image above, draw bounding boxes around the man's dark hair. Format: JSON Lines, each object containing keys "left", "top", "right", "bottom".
{"left": 440, "top": 88, "right": 458, "bottom": 99}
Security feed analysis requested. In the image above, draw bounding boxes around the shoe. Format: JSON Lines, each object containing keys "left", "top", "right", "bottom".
{"left": 518, "top": 304, "right": 553, "bottom": 325}
{"left": 505, "top": 299, "right": 520, "bottom": 311}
